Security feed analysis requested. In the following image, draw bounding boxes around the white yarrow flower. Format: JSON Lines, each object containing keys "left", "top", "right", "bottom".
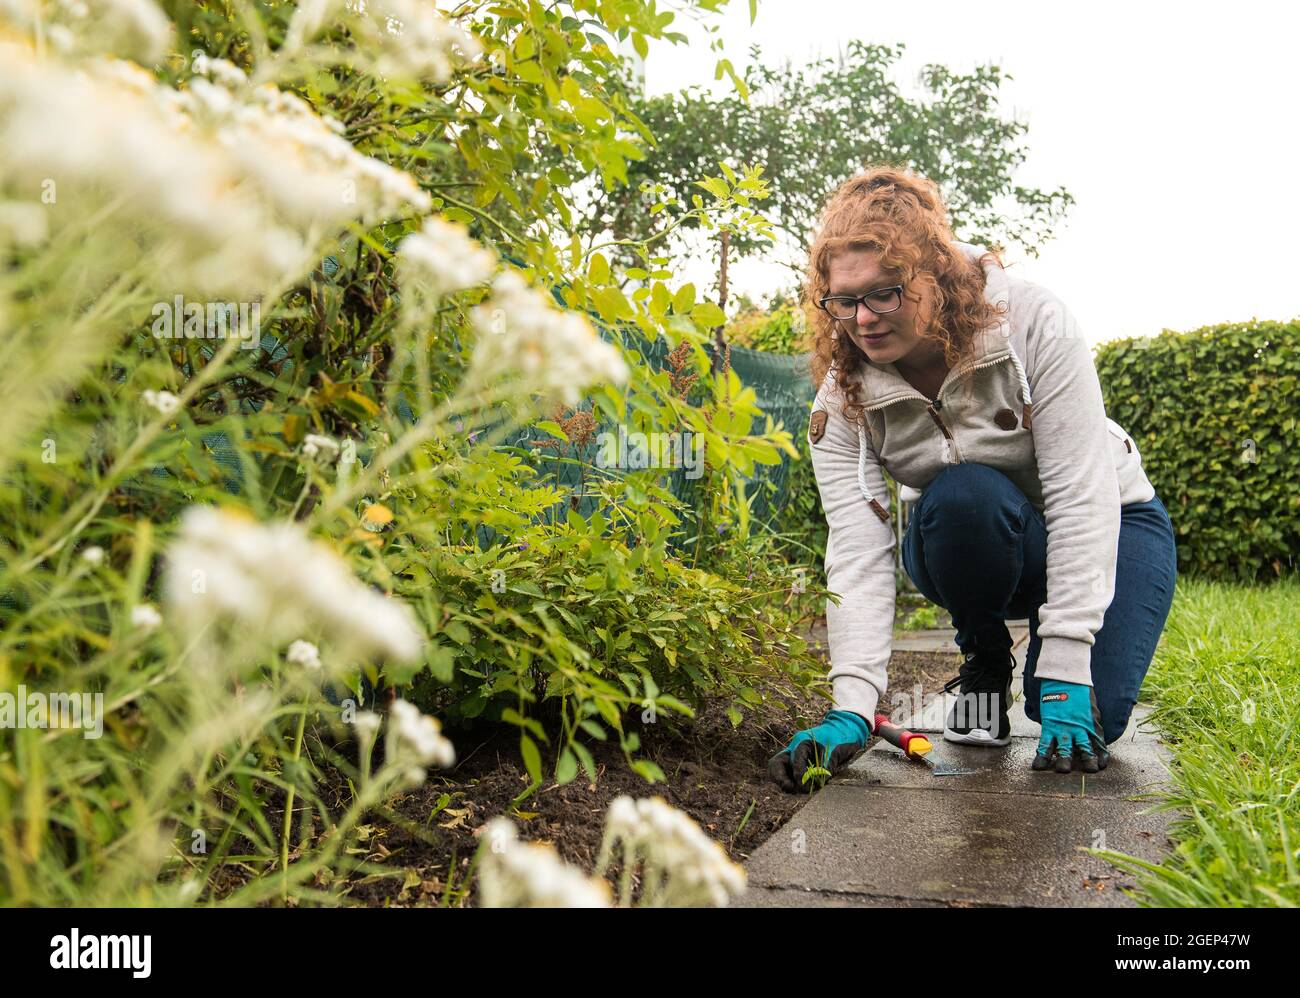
{"left": 478, "top": 817, "right": 612, "bottom": 908}
{"left": 191, "top": 53, "right": 248, "bottom": 89}
{"left": 340, "top": 0, "right": 483, "bottom": 83}
{"left": 598, "top": 795, "right": 747, "bottom": 907}
{"left": 2, "top": 0, "right": 173, "bottom": 63}
{"left": 469, "top": 271, "right": 630, "bottom": 405}
{"left": 131, "top": 603, "right": 162, "bottom": 630}
{"left": 302, "top": 433, "right": 341, "bottom": 463}
{"left": 0, "top": 36, "right": 430, "bottom": 299}
{"left": 142, "top": 389, "right": 181, "bottom": 416}
{"left": 162, "top": 506, "right": 424, "bottom": 667}
{"left": 385, "top": 699, "right": 456, "bottom": 783}
{"left": 353, "top": 710, "right": 382, "bottom": 742}
{"left": 397, "top": 216, "right": 495, "bottom": 300}
{"left": 81, "top": 545, "right": 105, "bottom": 566}
{"left": 286, "top": 639, "right": 322, "bottom": 670}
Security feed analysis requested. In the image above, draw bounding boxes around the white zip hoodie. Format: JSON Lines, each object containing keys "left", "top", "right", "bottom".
{"left": 809, "top": 242, "right": 1156, "bottom": 724}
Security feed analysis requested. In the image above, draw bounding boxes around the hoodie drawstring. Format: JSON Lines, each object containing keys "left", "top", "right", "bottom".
{"left": 857, "top": 423, "right": 892, "bottom": 524}
{"left": 1006, "top": 348, "right": 1034, "bottom": 429}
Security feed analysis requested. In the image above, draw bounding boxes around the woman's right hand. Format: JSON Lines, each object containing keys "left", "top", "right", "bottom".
{"left": 768, "top": 709, "right": 872, "bottom": 793}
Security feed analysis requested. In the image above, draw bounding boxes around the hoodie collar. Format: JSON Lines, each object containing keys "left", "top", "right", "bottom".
{"left": 852, "top": 241, "right": 1012, "bottom": 406}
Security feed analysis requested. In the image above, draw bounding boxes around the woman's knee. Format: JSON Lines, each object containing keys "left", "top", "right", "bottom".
{"left": 1100, "top": 700, "right": 1136, "bottom": 745}
{"left": 916, "top": 463, "right": 1025, "bottom": 531}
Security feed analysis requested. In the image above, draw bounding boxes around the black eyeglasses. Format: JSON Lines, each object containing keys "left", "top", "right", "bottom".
{"left": 817, "top": 286, "right": 904, "bottom": 320}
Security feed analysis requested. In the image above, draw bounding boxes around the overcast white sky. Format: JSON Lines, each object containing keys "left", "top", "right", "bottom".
{"left": 634, "top": 0, "right": 1299, "bottom": 345}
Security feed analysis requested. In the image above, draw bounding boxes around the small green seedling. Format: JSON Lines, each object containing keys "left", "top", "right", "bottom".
{"left": 800, "top": 743, "right": 833, "bottom": 793}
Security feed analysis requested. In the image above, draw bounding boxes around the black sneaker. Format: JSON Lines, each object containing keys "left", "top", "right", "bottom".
{"left": 942, "top": 645, "right": 1016, "bottom": 746}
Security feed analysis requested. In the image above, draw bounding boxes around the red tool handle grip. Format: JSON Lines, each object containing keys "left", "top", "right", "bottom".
{"left": 873, "top": 714, "right": 927, "bottom": 757}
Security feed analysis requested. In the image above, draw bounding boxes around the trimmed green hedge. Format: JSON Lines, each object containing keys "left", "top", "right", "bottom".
{"left": 1094, "top": 319, "right": 1299, "bottom": 581}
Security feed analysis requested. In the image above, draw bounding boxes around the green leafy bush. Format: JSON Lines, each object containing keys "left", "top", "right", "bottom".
{"left": 725, "top": 301, "right": 809, "bottom": 355}
{"left": 387, "top": 447, "right": 826, "bottom": 787}
{"left": 1094, "top": 320, "right": 1299, "bottom": 581}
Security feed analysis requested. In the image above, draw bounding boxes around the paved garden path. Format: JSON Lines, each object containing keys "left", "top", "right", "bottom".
{"left": 738, "top": 624, "right": 1176, "bottom": 907}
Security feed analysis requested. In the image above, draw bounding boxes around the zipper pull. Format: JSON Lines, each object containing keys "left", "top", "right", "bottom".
{"left": 926, "top": 401, "right": 953, "bottom": 439}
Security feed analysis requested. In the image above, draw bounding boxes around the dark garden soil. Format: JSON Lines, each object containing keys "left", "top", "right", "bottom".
{"left": 324, "top": 623, "right": 963, "bottom": 907}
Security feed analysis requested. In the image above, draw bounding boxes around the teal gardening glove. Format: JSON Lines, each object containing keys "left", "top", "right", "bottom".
{"left": 1033, "top": 678, "right": 1110, "bottom": 773}
{"left": 768, "top": 709, "right": 871, "bottom": 793}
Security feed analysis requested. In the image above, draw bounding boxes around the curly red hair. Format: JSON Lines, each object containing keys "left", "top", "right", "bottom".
{"left": 806, "top": 165, "right": 1008, "bottom": 423}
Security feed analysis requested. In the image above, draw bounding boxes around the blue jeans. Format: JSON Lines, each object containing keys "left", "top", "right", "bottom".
{"left": 901, "top": 463, "right": 1177, "bottom": 744}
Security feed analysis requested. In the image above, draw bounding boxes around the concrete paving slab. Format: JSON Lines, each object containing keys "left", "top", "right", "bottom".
{"left": 880, "top": 688, "right": 1038, "bottom": 737}
{"left": 879, "top": 637, "right": 1164, "bottom": 749}
{"left": 730, "top": 886, "right": 958, "bottom": 908}
{"left": 892, "top": 629, "right": 960, "bottom": 654}
{"left": 877, "top": 691, "right": 1164, "bottom": 747}
{"left": 743, "top": 784, "right": 1169, "bottom": 907}
{"left": 892, "top": 625, "right": 1030, "bottom": 653}
{"left": 804, "top": 620, "right": 1030, "bottom": 657}
{"left": 838, "top": 733, "right": 1171, "bottom": 800}
{"left": 761, "top": 616, "right": 1173, "bottom": 908}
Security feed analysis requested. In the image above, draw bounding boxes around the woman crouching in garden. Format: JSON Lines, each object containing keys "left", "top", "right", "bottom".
{"left": 769, "top": 166, "right": 1177, "bottom": 792}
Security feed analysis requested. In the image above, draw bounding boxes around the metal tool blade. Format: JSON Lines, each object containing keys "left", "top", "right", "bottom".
{"left": 915, "top": 750, "right": 976, "bottom": 777}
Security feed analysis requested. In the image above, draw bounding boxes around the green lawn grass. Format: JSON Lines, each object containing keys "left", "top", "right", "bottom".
{"left": 1098, "top": 578, "right": 1300, "bottom": 906}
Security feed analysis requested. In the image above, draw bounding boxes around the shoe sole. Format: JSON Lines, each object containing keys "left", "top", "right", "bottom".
{"left": 943, "top": 726, "right": 1012, "bottom": 747}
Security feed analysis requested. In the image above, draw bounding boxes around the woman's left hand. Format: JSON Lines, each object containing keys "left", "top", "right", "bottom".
{"left": 1033, "top": 679, "right": 1110, "bottom": 773}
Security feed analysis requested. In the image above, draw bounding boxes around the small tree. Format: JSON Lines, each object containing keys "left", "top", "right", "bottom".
{"left": 578, "top": 40, "right": 1075, "bottom": 298}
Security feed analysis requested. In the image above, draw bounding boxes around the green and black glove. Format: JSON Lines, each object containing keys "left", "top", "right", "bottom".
{"left": 1032, "top": 679, "right": 1111, "bottom": 773}
{"left": 768, "top": 709, "right": 872, "bottom": 793}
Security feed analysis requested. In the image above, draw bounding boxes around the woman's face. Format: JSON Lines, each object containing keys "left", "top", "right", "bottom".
{"left": 826, "top": 249, "right": 935, "bottom": 368}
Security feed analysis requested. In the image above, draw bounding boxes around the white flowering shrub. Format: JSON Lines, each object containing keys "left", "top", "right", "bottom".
{"left": 477, "top": 795, "right": 746, "bottom": 908}
{"left": 0, "top": 0, "right": 819, "bottom": 906}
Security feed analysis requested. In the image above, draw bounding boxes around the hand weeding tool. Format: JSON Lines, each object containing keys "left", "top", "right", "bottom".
{"left": 872, "top": 714, "right": 976, "bottom": 777}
